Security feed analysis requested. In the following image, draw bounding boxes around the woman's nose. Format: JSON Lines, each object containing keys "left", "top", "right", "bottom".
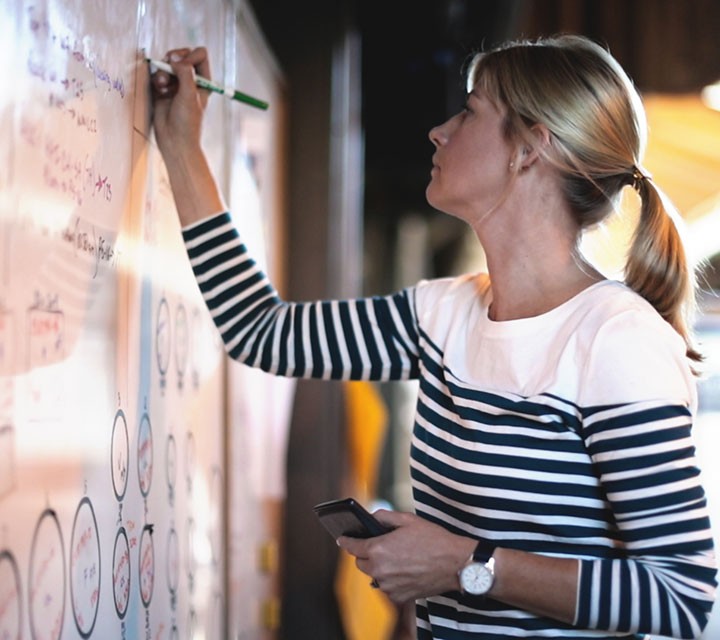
{"left": 428, "top": 124, "right": 445, "bottom": 148}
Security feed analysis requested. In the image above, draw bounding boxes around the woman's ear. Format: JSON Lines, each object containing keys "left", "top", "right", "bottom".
{"left": 518, "top": 123, "right": 551, "bottom": 170}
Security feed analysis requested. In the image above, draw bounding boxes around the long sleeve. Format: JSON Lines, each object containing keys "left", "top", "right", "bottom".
{"left": 182, "top": 212, "right": 421, "bottom": 381}
{"left": 574, "top": 399, "right": 717, "bottom": 637}
{"left": 573, "top": 311, "right": 718, "bottom": 638}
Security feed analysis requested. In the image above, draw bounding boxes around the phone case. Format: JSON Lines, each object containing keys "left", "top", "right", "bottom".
{"left": 313, "top": 497, "right": 390, "bottom": 539}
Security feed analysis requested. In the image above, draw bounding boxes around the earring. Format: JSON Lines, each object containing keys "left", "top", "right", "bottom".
{"left": 509, "top": 161, "right": 515, "bottom": 170}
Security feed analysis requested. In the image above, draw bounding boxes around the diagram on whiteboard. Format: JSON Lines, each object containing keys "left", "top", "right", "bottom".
{"left": 167, "top": 525, "right": 180, "bottom": 606}
{"left": 155, "top": 297, "right": 171, "bottom": 391}
{"left": 111, "top": 409, "right": 129, "bottom": 502}
{"left": 174, "top": 303, "right": 189, "bottom": 391}
{"left": 112, "top": 526, "right": 130, "bottom": 619}
{"left": 26, "top": 304, "right": 65, "bottom": 421}
{"left": 69, "top": 497, "right": 101, "bottom": 638}
{"left": 0, "top": 0, "right": 281, "bottom": 638}
{"left": 0, "top": 550, "right": 22, "bottom": 640}
{"left": 166, "top": 432, "right": 177, "bottom": 505}
{"left": 137, "top": 411, "right": 153, "bottom": 499}
{"left": 29, "top": 509, "right": 66, "bottom": 640}
{"left": 139, "top": 524, "right": 154, "bottom": 608}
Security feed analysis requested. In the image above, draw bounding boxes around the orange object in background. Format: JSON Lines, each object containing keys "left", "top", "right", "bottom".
{"left": 336, "top": 380, "right": 395, "bottom": 639}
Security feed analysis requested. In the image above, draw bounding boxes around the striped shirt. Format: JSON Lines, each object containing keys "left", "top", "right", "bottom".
{"left": 183, "top": 212, "right": 717, "bottom": 639}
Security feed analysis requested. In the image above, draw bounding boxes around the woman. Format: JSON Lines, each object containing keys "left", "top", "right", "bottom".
{"left": 152, "top": 35, "right": 717, "bottom": 639}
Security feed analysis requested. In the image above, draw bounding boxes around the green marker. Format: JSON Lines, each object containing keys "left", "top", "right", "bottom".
{"left": 147, "top": 58, "right": 269, "bottom": 111}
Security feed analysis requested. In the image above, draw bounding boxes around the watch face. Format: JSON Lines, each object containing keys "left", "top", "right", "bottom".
{"left": 460, "top": 562, "right": 494, "bottom": 595}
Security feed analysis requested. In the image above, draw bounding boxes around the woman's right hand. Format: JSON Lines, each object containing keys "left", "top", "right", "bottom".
{"left": 150, "top": 47, "right": 212, "bottom": 159}
{"left": 148, "top": 46, "right": 227, "bottom": 225}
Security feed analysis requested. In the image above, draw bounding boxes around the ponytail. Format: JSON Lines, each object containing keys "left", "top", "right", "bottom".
{"left": 624, "top": 170, "right": 702, "bottom": 365}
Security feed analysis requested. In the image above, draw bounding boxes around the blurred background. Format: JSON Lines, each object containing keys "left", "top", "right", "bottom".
{"left": 247, "top": 1, "right": 720, "bottom": 637}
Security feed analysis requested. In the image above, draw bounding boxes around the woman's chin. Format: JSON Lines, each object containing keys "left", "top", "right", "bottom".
{"left": 425, "top": 189, "right": 453, "bottom": 217}
{"left": 425, "top": 184, "right": 442, "bottom": 210}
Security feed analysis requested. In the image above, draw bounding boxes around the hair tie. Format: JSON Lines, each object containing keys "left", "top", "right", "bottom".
{"left": 632, "top": 165, "right": 652, "bottom": 190}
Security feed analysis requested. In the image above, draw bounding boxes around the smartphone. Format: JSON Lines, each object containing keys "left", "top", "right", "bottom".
{"left": 313, "top": 497, "right": 390, "bottom": 539}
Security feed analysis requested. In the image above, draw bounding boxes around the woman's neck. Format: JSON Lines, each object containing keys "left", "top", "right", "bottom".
{"left": 475, "top": 189, "right": 604, "bottom": 322}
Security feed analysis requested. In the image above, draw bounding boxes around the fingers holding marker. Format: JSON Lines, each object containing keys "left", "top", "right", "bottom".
{"left": 150, "top": 60, "right": 176, "bottom": 99}
{"left": 148, "top": 49, "right": 206, "bottom": 154}
{"left": 177, "top": 48, "right": 211, "bottom": 110}
{"left": 148, "top": 46, "right": 269, "bottom": 110}
{"left": 152, "top": 48, "right": 210, "bottom": 108}
{"left": 171, "top": 47, "right": 211, "bottom": 82}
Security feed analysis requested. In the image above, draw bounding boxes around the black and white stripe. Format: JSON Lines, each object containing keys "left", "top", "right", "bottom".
{"left": 184, "top": 212, "right": 717, "bottom": 639}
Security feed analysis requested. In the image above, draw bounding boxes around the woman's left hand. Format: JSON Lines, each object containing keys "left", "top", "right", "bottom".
{"left": 337, "top": 510, "right": 476, "bottom": 604}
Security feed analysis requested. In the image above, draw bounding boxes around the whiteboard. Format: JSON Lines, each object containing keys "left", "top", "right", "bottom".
{"left": 0, "top": 0, "right": 285, "bottom": 638}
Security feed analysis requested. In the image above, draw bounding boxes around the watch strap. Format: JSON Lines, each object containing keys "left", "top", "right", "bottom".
{"left": 472, "top": 538, "right": 496, "bottom": 564}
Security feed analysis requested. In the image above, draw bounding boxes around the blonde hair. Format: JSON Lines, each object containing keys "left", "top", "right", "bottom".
{"left": 467, "top": 34, "right": 701, "bottom": 365}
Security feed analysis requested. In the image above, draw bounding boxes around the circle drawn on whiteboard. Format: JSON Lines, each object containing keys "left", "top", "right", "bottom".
{"left": 29, "top": 509, "right": 66, "bottom": 640}
{"left": 186, "top": 518, "right": 196, "bottom": 594}
{"left": 70, "top": 497, "right": 101, "bottom": 638}
{"left": 139, "top": 525, "right": 155, "bottom": 607}
{"left": 156, "top": 297, "right": 171, "bottom": 382}
{"left": 187, "top": 609, "right": 197, "bottom": 640}
{"left": 174, "top": 303, "right": 189, "bottom": 387}
{"left": 112, "top": 527, "right": 130, "bottom": 619}
{"left": 137, "top": 412, "right": 153, "bottom": 497}
{"left": 209, "top": 466, "right": 223, "bottom": 566}
{"left": 0, "top": 550, "right": 22, "bottom": 640}
{"left": 184, "top": 431, "right": 195, "bottom": 494}
{"left": 190, "top": 307, "right": 201, "bottom": 389}
{"left": 166, "top": 433, "right": 177, "bottom": 505}
{"left": 166, "top": 527, "right": 180, "bottom": 595}
{"left": 111, "top": 409, "right": 129, "bottom": 501}
{"left": 210, "top": 591, "right": 224, "bottom": 640}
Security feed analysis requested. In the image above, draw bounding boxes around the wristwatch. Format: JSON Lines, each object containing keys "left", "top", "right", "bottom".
{"left": 458, "top": 539, "right": 496, "bottom": 596}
